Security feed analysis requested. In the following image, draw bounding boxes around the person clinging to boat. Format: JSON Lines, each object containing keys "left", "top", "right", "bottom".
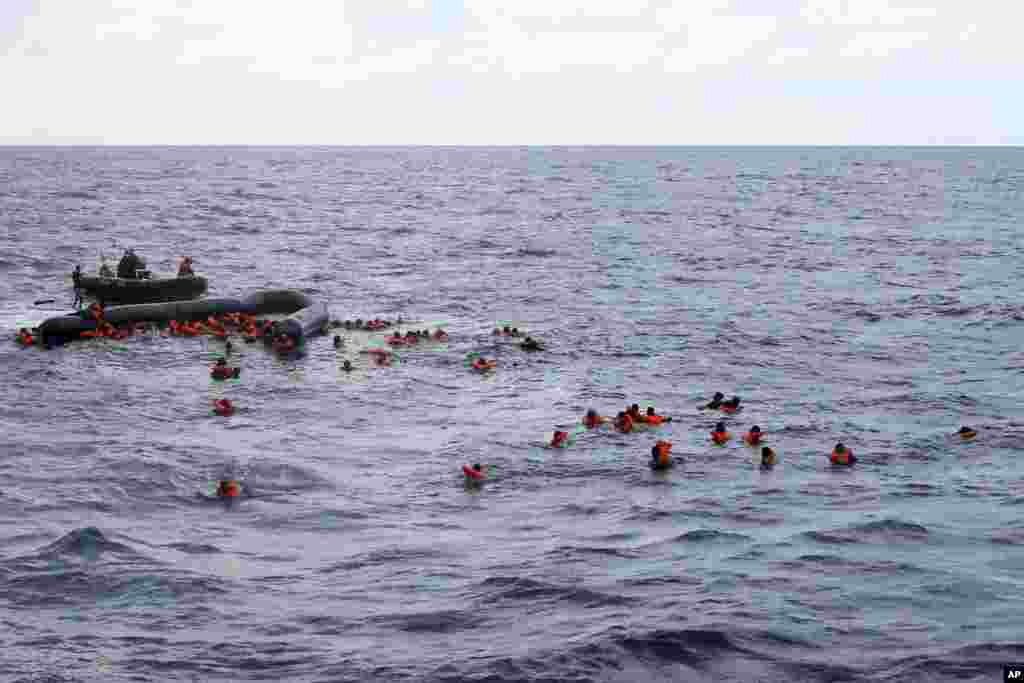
{"left": 178, "top": 256, "right": 195, "bottom": 277}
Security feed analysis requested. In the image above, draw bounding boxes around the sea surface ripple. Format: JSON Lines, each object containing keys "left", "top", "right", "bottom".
{"left": 2, "top": 146, "right": 1023, "bottom": 682}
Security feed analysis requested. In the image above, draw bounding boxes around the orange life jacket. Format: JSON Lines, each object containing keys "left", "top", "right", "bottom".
{"left": 711, "top": 430, "right": 731, "bottom": 444}
{"left": 743, "top": 432, "right": 762, "bottom": 445}
{"left": 646, "top": 415, "right": 664, "bottom": 425}
{"left": 617, "top": 415, "right": 634, "bottom": 433}
{"left": 830, "top": 449, "right": 853, "bottom": 465}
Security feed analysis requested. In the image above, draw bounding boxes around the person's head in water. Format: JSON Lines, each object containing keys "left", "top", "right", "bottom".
{"left": 586, "top": 409, "right": 598, "bottom": 419}
{"left": 647, "top": 407, "right": 656, "bottom": 416}
{"left": 216, "top": 358, "right": 227, "bottom": 366}
{"left": 713, "top": 392, "right": 724, "bottom": 401}
{"left": 341, "top": 360, "right": 353, "bottom": 371}
{"left": 715, "top": 421, "right": 726, "bottom": 432}
{"left": 472, "top": 463, "right": 482, "bottom": 472}
{"left": 503, "top": 325, "right": 511, "bottom": 334}
{"left": 834, "top": 442, "right": 846, "bottom": 453}
{"left": 750, "top": 425, "right": 761, "bottom": 434}
{"left": 333, "top": 335, "right": 342, "bottom": 348}
{"left": 958, "top": 426, "right": 976, "bottom": 436}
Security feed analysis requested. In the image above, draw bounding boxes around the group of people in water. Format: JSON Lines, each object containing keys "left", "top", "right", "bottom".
{"left": 478, "top": 392, "right": 982, "bottom": 485}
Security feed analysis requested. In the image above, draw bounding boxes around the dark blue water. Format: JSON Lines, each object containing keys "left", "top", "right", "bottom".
{"left": 2, "top": 147, "right": 1023, "bottom": 682}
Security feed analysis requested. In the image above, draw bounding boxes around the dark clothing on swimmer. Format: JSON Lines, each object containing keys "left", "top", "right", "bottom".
{"left": 704, "top": 392, "right": 725, "bottom": 409}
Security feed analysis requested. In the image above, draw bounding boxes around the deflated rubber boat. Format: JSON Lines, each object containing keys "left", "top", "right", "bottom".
{"left": 37, "top": 289, "right": 329, "bottom": 348}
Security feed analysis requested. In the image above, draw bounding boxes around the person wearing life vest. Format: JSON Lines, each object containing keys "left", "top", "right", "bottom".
{"left": 830, "top": 442, "right": 856, "bottom": 466}
{"left": 213, "top": 399, "right": 234, "bottom": 416}
{"left": 711, "top": 421, "right": 731, "bottom": 444}
{"left": 211, "top": 358, "right": 239, "bottom": 380}
{"left": 743, "top": 426, "right": 763, "bottom": 446}
{"left": 760, "top": 447, "right": 776, "bottom": 468}
{"left": 650, "top": 440, "right": 673, "bottom": 470}
{"left": 472, "top": 357, "right": 496, "bottom": 371}
{"left": 16, "top": 328, "right": 34, "bottom": 346}
{"left": 550, "top": 431, "right": 570, "bottom": 448}
{"left": 217, "top": 479, "right": 241, "bottom": 498}
{"left": 627, "top": 404, "right": 643, "bottom": 422}
{"left": 644, "top": 407, "right": 671, "bottom": 425}
{"left": 178, "top": 256, "right": 195, "bottom": 277}
{"left": 703, "top": 392, "right": 725, "bottom": 410}
{"left": 957, "top": 426, "right": 977, "bottom": 440}
{"left": 614, "top": 411, "right": 634, "bottom": 433}
{"left": 583, "top": 409, "right": 607, "bottom": 428}
{"left": 720, "top": 396, "right": 742, "bottom": 414}
{"left": 464, "top": 463, "right": 485, "bottom": 482}
{"left": 433, "top": 328, "right": 449, "bottom": 341}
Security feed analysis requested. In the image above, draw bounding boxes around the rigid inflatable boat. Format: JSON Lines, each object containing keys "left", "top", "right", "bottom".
{"left": 74, "top": 273, "right": 209, "bottom": 305}
{"left": 37, "top": 289, "right": 328, "bottom": 347}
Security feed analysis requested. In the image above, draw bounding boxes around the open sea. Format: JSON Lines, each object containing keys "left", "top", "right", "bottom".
{"left": 1, "top": 146, "right": 1023, "bottom": 682}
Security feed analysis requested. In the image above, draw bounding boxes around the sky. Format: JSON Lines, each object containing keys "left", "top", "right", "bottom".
{"left": 0, "top": 0, "right": 1020, "bottom": 145}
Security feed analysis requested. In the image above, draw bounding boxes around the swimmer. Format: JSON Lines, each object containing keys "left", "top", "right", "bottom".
{"left": 224, "top": 339, "right": 233, "bottom": 355}
{"left": 341, "top": 360, "right": 354, "bottom": 372}
{"left": 520, "top": 337, "right": 543, "bottom": 351}
{"left": 830, "top": 442, "right": 856, "bottom": 466}
{"left": 957, "top": 426, "right": 977, "bottom": 440}
{"left": 650, "top": 440, "right": 673, "bottom": 470}
{"left": 743, "top": 426, "right": 763, "bottom": 446}
{"left": 333, "top": 335, "right": 343, "bottom": 349}
{"left": 720, "top": 396, "right": 742, "bottom": 413}
{"left": 760, "top": 447, "right": 776, "bottom": 468}
{"left": 711, "top": 421, "right": 731, "bottom": 444}
{"left": 216, "top": 479, "right": 241, "bottom": 498}
{"left": 644, "top": 407, "right": 672, "bottom": 424}
{"left": 614, "top": 411, "right": 634, "bottom": 433}
{"left": 212, "top": 398, "right": 234, "bottom": 416}
{"left": 463, "top": 463, "right": 485, "bottom": 483}
{"left": 511, "top": 327, "right": 522, "bottom": 337}
{"left": 583, "top": 409, "right": 608, "bottom": 428}
{"left": 503, "top": 325, "right": 512, "bottom": 335}
{"left": 703, "top": 392, "right": 725, "bottom": 410}
{"left": 629, "top": 404, "right": 642, "bottom": 421}
{"left": 550, "top": 431, "right": 569, "bottom": 448}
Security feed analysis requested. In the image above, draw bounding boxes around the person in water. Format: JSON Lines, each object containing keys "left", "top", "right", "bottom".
{"left": 957, "top": 426, "right": 977, "bottom": 439}
{"left": 644, "top": 407, "right": 671, "bottom": 424}
{"left": 711, "top": 421, "right": 731, "bottom": 444}
{"left": 720, "top": 396, "right": 742, "bottom": 413}
{"left": 216, "top": 479, "right": 241, "bottom": 498}
{"left": 614, "top": 411, "right": 634, "bottom": 433}
{"left": 178, "top": 256, "right": 195, "bottom": 277}
{"left": 703, "top": 392, "right": 725, "bottom": 409}
{"left": 830, "top": 442, "right": 856, "bottom": 466}
{"left": 629, "top": 404, "right": 642, "bottom": 421}
{"left": 583, "top": 409, "right": 607, "bottom": 428}
{"left": 550, "top": 431, "right": 569, "bottom": 448}
{"left": 520, "top": 337, "right": 543, "bottom": 351}
{"left": 743, "top": 426, "right": 762, "bottom": 445}
{"left": 333, "top": 335, "right": 343, "bottom": 349}
{"left": 650, "top": 440, "right": 673, "bottom": 470}
{"left": 341, "top": 360, "right": 354, "bottom": 372}
{"left": 760, "top": 447, "right": 776, "bottom": 468}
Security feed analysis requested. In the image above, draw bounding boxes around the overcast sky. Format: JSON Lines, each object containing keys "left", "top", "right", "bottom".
{"left": 0, "top": 1, "right": 1019, "bottom": 145}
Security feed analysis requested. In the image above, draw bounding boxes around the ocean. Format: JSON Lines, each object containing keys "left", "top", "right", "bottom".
{"left": 1, "top": 146, "right": 1023, "bottom": 682}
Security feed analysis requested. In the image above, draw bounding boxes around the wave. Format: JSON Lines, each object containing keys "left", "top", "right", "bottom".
{"left": 476, "top": 576, "right": 633, "bottom": 608}
{"left": 803, "top": 518, "right": 929, "bottom": 545}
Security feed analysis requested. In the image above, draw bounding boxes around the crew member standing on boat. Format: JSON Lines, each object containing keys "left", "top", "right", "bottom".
{"left": 72, "top": 264, "right": 83, "bottom": 308}
{"left": 117, "top": 249, "right": 146, "bottom": 279}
